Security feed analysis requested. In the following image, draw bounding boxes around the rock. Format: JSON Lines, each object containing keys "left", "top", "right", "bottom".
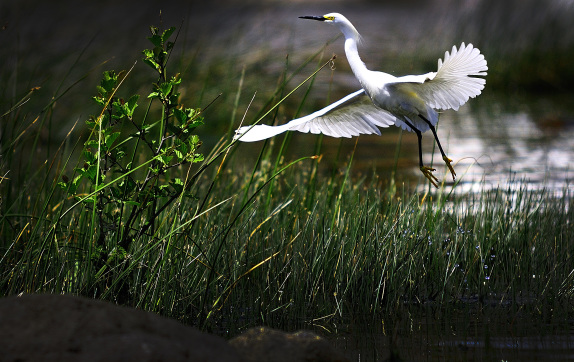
{"left": 0, "top": 294, "right": 240, "bottom": 362}
{"left": 0, "top": 294, "right": 349, "bottom": 362}
{"left": 229, "top": 326, "right": 350, "bottom": 362}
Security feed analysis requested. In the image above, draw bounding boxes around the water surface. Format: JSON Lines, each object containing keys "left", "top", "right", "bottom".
{"left": 327, "top": 307, "right": 574, "bottom": 361}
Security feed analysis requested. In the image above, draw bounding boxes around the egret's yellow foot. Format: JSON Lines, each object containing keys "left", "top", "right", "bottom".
{"left": 420, "top": 166, "right": 439, "bottom": 188}
{"left": 443, "top": 156, "right": 456, "bottom": 181}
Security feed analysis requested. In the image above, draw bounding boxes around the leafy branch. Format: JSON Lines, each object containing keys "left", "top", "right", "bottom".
{"left": 58, "top": 26, "right": 205, "bottom": 273}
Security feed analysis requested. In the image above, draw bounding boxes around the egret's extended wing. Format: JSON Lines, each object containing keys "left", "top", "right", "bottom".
{"left": 392, "top": 43, "right": 488, "bottom": 111}
{"left": 234, "top": 89, "right": 398, "bottom": 142}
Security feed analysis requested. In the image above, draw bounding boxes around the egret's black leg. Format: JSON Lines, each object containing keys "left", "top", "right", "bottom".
{"left": 402, "top": 119, "right": 439, "bottom": 188}
{"left": 419, "top": 115, "right": 456, "bottom": 181}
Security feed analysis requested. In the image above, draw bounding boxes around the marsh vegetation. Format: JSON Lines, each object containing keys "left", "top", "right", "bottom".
{"left": 1, "top": 0, "right": 573, "bottom": 359}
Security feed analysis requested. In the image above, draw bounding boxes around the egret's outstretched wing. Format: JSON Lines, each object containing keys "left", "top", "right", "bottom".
{"left": 234, "top": 89, "right": 398, "bottom": 142}
{"left": 392, "top": 43, "right": 488, "bottom": 111}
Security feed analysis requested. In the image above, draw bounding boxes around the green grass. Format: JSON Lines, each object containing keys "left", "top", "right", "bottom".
{"left": 1, "top": 22, "right": 573, "bottom": 343}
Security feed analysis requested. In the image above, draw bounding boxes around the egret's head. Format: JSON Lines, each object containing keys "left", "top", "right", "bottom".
{"left": 299, "top": 13, "right": 343, "bottom": 23}
{"left": 299, "top": 13, "right": 362, "bottom": 43}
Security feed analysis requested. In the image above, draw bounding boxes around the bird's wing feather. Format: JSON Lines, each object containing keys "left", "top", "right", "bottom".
{"left": 290, "top": 89, "right": 398, "bottom": 137}
{"left": 235, "top": 89, "right": 398, "bottom": 142}
{"left": 391, "top": 43, "right": 488, "bottom": 111}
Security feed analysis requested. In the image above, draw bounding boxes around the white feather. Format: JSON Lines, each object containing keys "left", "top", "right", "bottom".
{"left": 234, "top": 89, "right": 399, "bottom": 141}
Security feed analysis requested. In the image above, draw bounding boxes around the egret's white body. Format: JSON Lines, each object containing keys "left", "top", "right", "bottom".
{"left": 234, "top": 13, "right": 487, "bottom": 187}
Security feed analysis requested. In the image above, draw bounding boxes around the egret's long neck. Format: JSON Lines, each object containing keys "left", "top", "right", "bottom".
{"left": 344, "top": 37, "right": 368, "bottom": 79}
{"left": 337, "top": 21, "right": 370, "bottom": 87}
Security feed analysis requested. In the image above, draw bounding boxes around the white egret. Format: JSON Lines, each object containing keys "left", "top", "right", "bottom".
{"left": 234, "top": 13, "right": 487, "bottom": 187}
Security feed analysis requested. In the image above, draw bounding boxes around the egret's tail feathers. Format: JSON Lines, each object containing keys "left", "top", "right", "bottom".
{"left": 234, "top": 124, "right": 290, "bottom": 142}
{"left": 431, "top": 42, "right": 488, "bottom": 110}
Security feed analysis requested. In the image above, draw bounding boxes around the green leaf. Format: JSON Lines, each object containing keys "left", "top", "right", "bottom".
{"left": 83, "top": 150, "right": 97, "bottom": 164}
{"left": 85, "top": 139, "right": 99, "bottom": 148}
{"left": 170, "top": 74, "right": 182, "bottom": 85}
{"left": 170, "top": 178, "right": 184, "bottom": 193}
{"left": 173, "top": 108, "right": 188, "bottom": 124}
{"left": 159, "top": 82, "right": 173, "bottom": 97}
{"left": 113, "top": 148, "right": 126, "bottom": 161}
{"left": 100, "top": 71, "right": 118, "bottom": 93}
{"left": 86, "top": 116, "right": 98, "bottom": 128}
{"left": 72, "top": 174, "right": 83, "bottom": 186}
{"left": 105, "top": 132, "right": 121, "bottom": 148}
{"left": 168, "top": 93, "right": 180, "bottom": 105}
{"left": 67, "top": 183, "right": 79, "bottom": 195}
{"left": 152, "top": 46, "right": 163, "bottom": 58}
{"left": 173, "top": 139, "right": 187, "bottom": 161}
{"left": 114, "top": 95, "right": 139, "bottom": 118}
{"left": 79, "top": 164, "right": 104, "bottom": 184}
{"left": 148, "top": 34, "right": 163, "bottom": 48}
{"left": 174, "top": 149, "right": 184, "bottom": 161}
{"left": 187, "top": 119, "right": 204, "bottom": 130}
{"left": 175, "top": 138, "right": 186, "bottom": 150}
{"left": 125, "top": 94, "right": 139, "bottom": 117}
{"left": 158, "top": 154, "right": 173, "bottom": 165}
{"left": 96, "top": 85, "right": 108, "bottom": 96}
{"left": 188, "top": 135, "right": 201, "bottom": 147}
{"left": 143, "top": 58, "right": 159, "bottom": 71}
{"left": 82, "top": 164, "right": 98, "bottom": 183}
{"left": 162, "top": 27, "right": 176, "bottom": 43}
{"left": 193, "top": 153, "right": 204, "bottom": 163}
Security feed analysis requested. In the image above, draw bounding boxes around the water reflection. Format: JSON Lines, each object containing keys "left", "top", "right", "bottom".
{"left": 432, "top": 95, "right": 574, "bottom": 193}
{"left": 327, "top": 307, "right": 574, "bottom": 361}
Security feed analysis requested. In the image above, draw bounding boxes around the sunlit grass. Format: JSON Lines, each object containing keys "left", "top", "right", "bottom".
{"left": 3, "top": 115, "right": 572, "bottom": 334}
